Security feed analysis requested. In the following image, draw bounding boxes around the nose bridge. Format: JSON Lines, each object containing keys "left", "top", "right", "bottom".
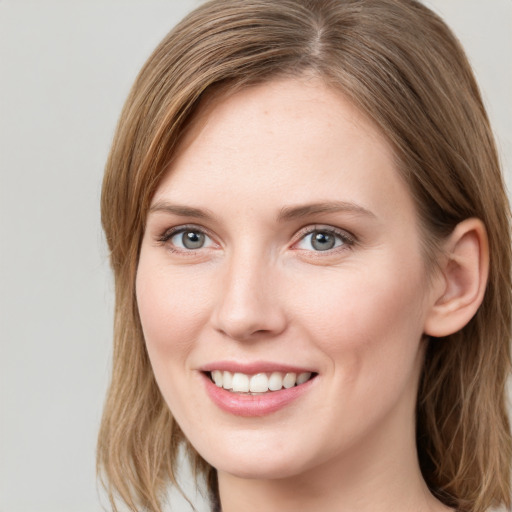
{"left": 212, "top": 244, "right": 286, "bottom": 341}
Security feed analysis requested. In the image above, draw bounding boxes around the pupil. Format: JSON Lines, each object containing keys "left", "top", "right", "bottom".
{"left": 312, "top": 231, "right": 335, "bottom": 251}
{"left": 183, "top": 231, "right": 204, "bottom": 249}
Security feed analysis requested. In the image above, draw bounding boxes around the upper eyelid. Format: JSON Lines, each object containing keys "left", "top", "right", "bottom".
{"left": 293, "top": 224, "right": 356, "bottom": 243}
{"left": 156, "top": 225, "right": 219, "bottom": 254}
{"left": 154, "top": 223, "right": 356, "bottom": 249}
{"left": 158, "top": 223, "right": 214, "bottom": 242}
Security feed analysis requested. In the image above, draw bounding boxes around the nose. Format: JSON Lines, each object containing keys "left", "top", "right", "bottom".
{"left": 211, "top": 251, "right": 287, "bottom": 341}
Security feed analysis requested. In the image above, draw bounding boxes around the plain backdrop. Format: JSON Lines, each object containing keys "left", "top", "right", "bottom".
{"left": 0, "top": 1, "right": 510, "bottom": 511}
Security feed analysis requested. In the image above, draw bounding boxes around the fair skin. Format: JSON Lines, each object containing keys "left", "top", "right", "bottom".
{"left": 136, "top": 78, "right": 486, "bottom": 511}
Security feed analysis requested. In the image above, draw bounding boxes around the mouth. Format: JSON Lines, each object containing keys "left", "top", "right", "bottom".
{"left": 205, "top": 370, "right": 318, "bottom": 394}
{"left": 200, "top": 364, "right": 319, "bottom": 417}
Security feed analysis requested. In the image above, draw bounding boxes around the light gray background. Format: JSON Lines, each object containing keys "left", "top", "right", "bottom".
{"left": 0, "top": 1, "right": 510, "bottom": 511}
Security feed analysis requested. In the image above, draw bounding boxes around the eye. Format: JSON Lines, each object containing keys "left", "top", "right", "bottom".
{"left": 295, "top": 228, "right": 353, "bottom": 252}
{"left": 160, "top": 227, "right": 215, "bottom": 251}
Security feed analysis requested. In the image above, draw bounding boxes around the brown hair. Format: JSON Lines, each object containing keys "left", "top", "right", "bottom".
{"left": 98, "top": 1, "right": 511, "bottom": 511}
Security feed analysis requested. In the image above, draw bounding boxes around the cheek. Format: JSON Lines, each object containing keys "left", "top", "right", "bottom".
{"left": 135, "top": 256, "right": 213, "bottom": 363}
{"left": 135, "top": 256, "right": 216, "bottom": 422}
{"left": 288, "top": 260, "right": 428, "bottom": 441}
{"left": 292, "top": 257, "right": 428, "bottom": 381}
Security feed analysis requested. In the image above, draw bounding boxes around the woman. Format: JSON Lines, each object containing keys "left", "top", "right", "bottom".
{"left": 97, "top": 1, "right": 511, "bottom": 511}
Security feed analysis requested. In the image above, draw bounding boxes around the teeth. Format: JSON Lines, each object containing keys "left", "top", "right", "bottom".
{"left": 210, "top": 370, "right": 312, "bottom": 393}
{"left": 297, "top": 372, "right": 310, "bottom": 385}
{"left": 232, "top": 372, "right": 250, "bottom": 392}
{"left": 283, "top": 372, "right": 296, "bottom": 389}
{"left": 249, "top": 373, "right": 268, "bottom": 392}
{"left": 222, "top": 371, "right": 233, "bottom": 390}
{"left": 212, "top": 370, "right": 223, "bottom": 387}
{"left": 268, "top": 371, "right": 283, "bottom": 391}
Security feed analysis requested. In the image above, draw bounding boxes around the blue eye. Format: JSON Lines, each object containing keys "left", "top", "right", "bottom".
{"left": 296, "top": 229, "right": 350, "bottom": 252}
{"left": 166, "top": 228, "right": 214, "bottom": 250}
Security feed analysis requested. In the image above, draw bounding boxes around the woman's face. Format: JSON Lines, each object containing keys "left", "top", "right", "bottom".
{"left": 136, "top": 78, "right": 438, "bottom": 481}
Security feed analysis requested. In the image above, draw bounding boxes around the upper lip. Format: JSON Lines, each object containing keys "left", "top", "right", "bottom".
{"left": 199, "top": 360, "right": 316, "bottom": 375}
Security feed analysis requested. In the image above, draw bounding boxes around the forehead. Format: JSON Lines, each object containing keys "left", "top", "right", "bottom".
{"left": 153, "top": 78, "right": 414, "bottom": 224}
{"left": 173, "top": 77, "right": 389, "bottom": 171}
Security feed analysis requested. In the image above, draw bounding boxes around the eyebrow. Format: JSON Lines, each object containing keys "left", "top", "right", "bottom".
{"left": 148, "top": 200, "right": 375, "bottom": 222}
{"left": 277, "top": 201, "right": 375, "bottom": 222}
{"left": 149, "top": 202, "right": 214, "bottom": 219}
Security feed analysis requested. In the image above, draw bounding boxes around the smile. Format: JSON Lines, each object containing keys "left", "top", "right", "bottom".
{"left": 201, "top": 367, "right": 318, "bottom": 417}
{"left": 209, "top": 370, "right": 315, "bottom": 394}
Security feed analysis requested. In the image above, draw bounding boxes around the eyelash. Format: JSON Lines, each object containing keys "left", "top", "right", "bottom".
{"left": 293, "top": 225, "right": 355, "bottom": 253}
{"left": 157, "top": 224, "right": 216, "bottom": 253}
{"left": 156, "top": 224, "right": 356, "bottom": 254}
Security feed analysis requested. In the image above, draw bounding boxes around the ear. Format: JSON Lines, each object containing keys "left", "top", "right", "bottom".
{"left": 424, "top": 218, "right": 489, "bottom": 338}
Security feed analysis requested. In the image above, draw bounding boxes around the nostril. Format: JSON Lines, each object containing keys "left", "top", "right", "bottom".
{"left": 212, "top": 278, "right": 287, "bottom": 341}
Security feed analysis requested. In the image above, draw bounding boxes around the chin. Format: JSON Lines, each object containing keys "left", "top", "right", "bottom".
{"left": 192, "top": 434, "right": 317, "bottom": 481}
{"left": 213, "top": 457, "right": 306, "bottom": 480}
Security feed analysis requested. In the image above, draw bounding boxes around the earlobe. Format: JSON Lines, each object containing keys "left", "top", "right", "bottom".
{"left": 424, "top": 218, "right": 489, "bottom": 338}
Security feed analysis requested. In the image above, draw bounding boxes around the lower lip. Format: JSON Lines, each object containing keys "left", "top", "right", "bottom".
{"left": 201, "top": 373, "right": 317, "bottom": 417}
